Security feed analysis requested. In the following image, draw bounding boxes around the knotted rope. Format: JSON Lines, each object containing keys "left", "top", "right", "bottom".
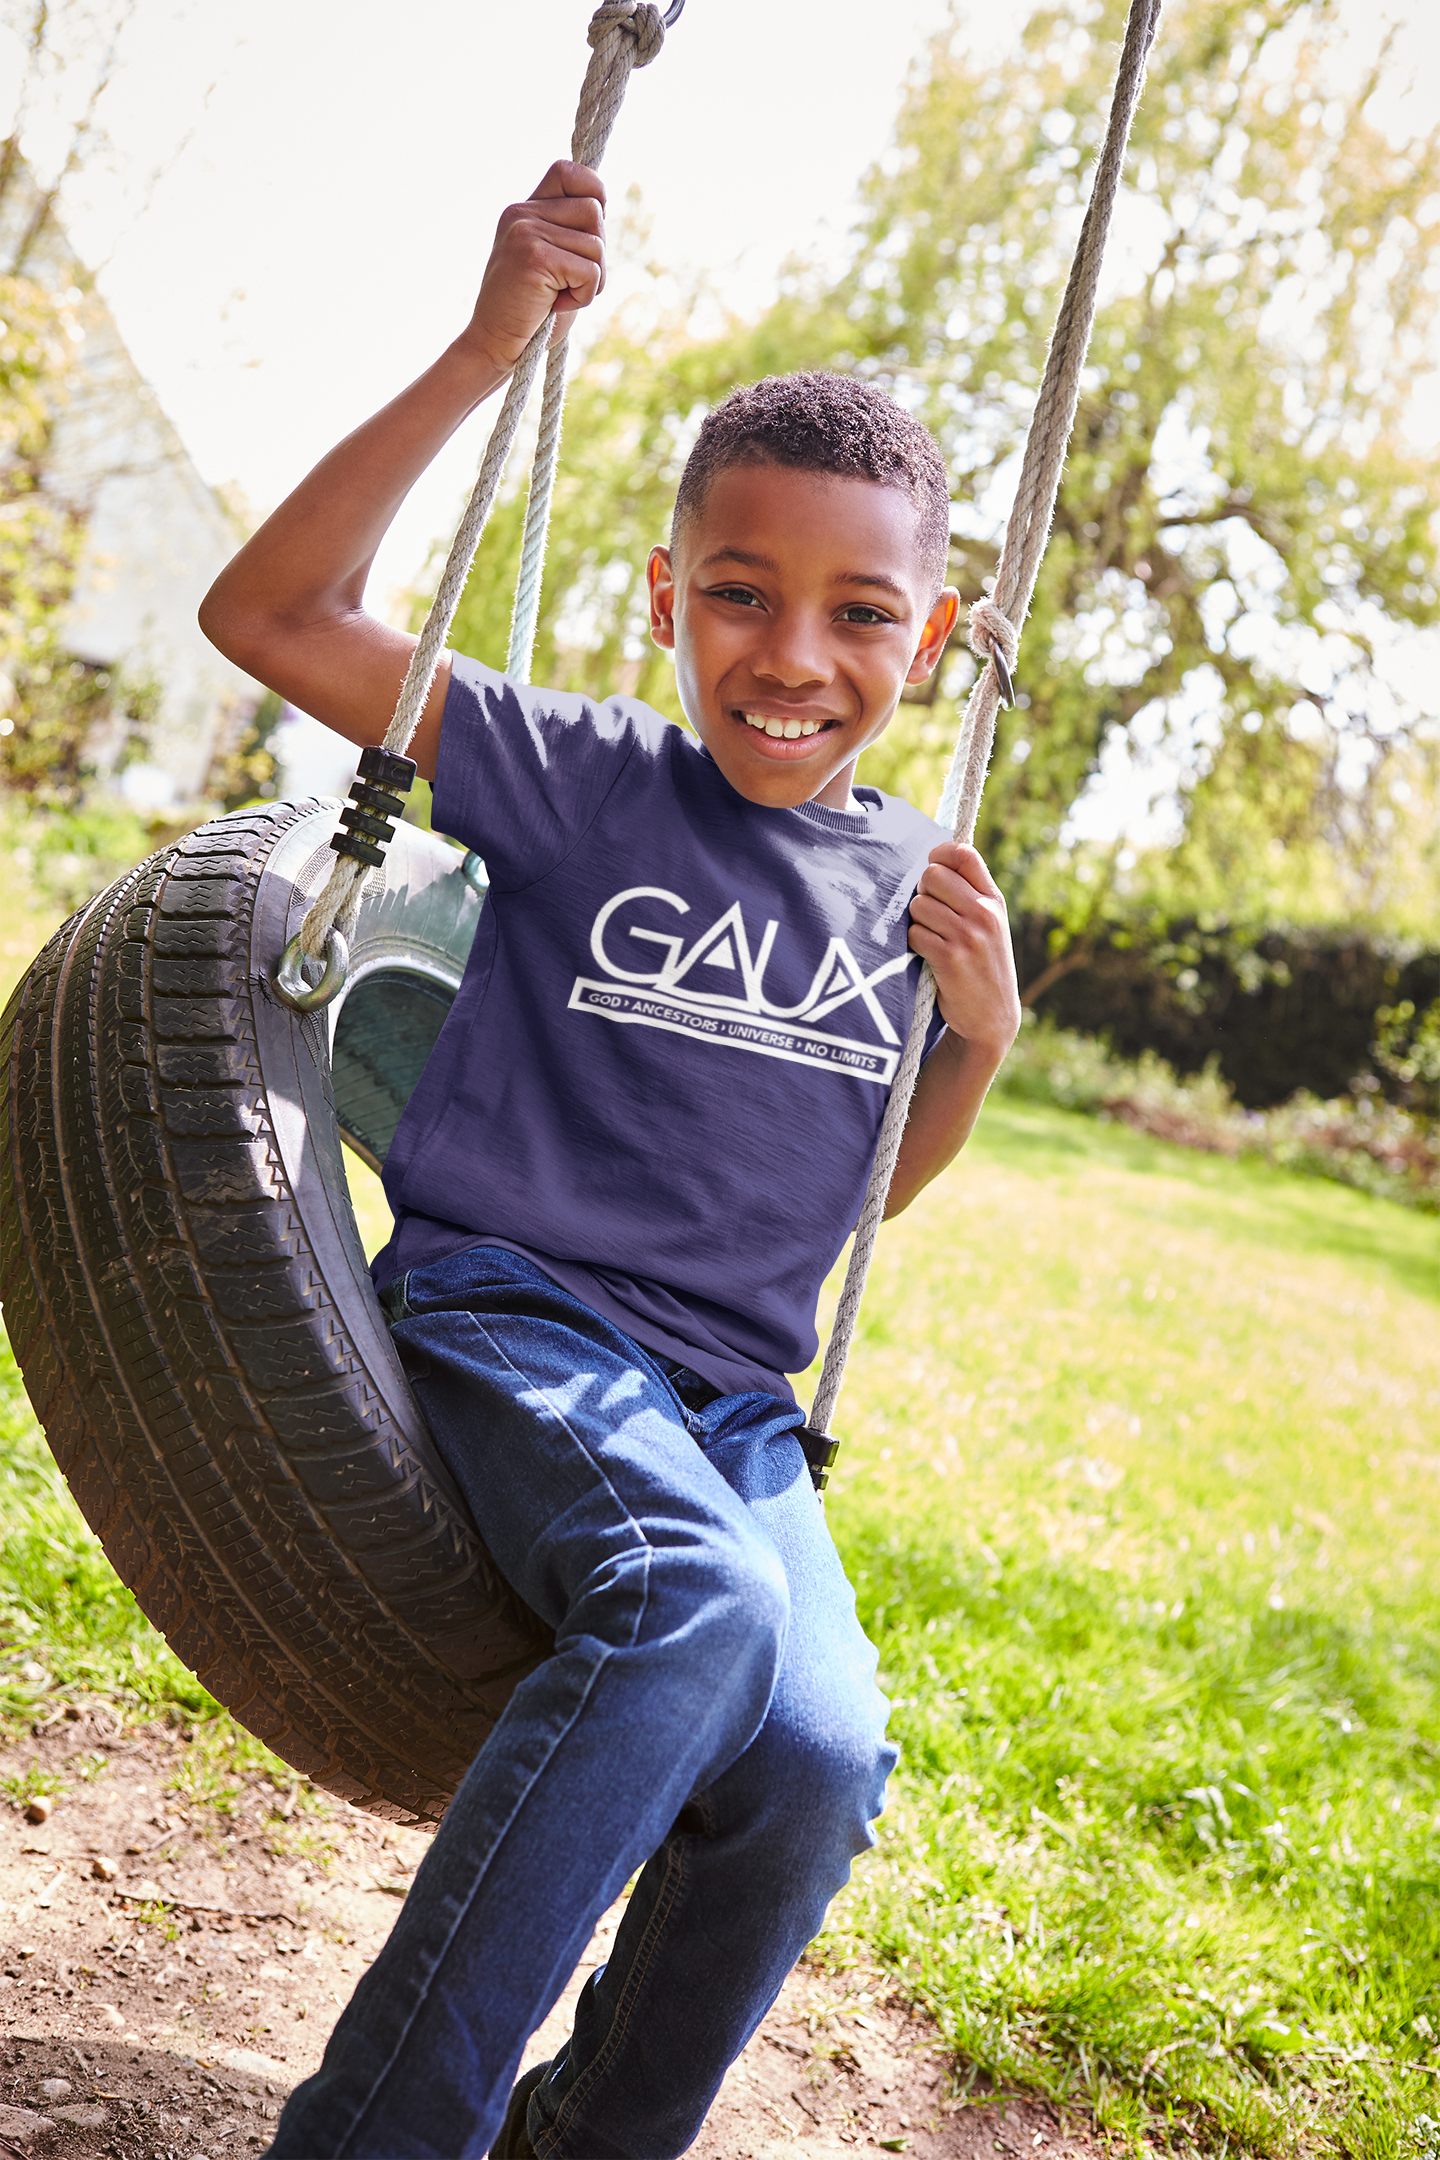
{"left": 298, "top": 0, "right": 667, "bottom": 961}
{"left": 808, "top": 0, "right": 1162, "bottom": 1437}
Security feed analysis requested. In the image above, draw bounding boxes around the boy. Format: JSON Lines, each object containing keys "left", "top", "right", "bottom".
{"left": 202, "top": 158, "right": 1020, "bottom": 2160}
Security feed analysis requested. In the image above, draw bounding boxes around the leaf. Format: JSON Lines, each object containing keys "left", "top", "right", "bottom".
{"left": 1245, "top": 2016, "right": 1309, "bottom": 2055}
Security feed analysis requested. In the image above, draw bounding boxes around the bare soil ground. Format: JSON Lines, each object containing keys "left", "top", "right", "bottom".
{"left": 0, "top": 1713, "right": 1104, "bottom": 2158}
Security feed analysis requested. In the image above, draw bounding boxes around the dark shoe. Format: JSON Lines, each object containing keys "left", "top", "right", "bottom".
{"left": 489, "top": 2059, "right": 549, "bottom": 2158}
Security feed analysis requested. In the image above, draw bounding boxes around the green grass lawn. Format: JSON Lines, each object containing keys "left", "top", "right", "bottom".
{"left": 810, "top": 1101, "right": 1440, "bottom": 2156}
{"left": 3, "top": 1095, "right": 1438, "bottom": 2154}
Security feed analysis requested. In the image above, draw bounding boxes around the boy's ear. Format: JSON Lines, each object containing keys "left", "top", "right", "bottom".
{"left": 906, "top": 587, "right": 961, "bottom": 685}
{"left": 648, "top": 546, "right": 676, "bottom": 650}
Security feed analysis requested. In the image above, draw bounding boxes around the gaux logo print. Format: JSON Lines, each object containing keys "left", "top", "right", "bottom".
{"left": 568, "top": 885, "right": 917, "bottom": 1086}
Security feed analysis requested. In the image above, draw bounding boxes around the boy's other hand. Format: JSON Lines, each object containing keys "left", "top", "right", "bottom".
{"left": 463, "top": 161, "right": 607, "bottom": 378}
{"left": 907, "top": 842, "right": 1022, "bottom": 1061}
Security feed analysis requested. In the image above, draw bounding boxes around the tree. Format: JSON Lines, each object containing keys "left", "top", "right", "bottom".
{"left": 0, "top": 264, "right": 99, "bottom": 798}
{"left": 846, "top": 0, "right": 1440, "bottom": 932}
{"left": 440, "top": 0, "right": 1440, "bottom": 941}
{"left": 0, "top": 0, "right": 188, "bottom": 806}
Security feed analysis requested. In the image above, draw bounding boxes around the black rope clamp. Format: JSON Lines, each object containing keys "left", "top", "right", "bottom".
{"left": 796, "top": 1425, "right": 840, "bottom": 1494}
{"left": 330, "top": 746, "right": 417, "bottom": 869}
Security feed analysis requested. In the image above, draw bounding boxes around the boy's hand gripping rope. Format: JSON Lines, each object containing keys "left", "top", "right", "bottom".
{"left": 807, "top": 0, "right": 1163, "bottom": 1452}
{"left": 275, "top": 0, "right": 673, "bottom": 1012}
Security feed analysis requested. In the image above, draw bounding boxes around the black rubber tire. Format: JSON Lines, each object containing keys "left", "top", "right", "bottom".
{"left": 0, "top": 798, "right": 550, "bottom": 1822}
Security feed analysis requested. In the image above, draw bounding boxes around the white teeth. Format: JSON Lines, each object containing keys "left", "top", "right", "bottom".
{"left": 740, "top": 712, "right": 823, "bottom": 738}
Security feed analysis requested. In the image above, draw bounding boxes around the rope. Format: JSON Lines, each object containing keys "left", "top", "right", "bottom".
{"left": 298, "top": 0, "right": 667, "bottom": 959}
{"left": 808, "top": 0, "right": 1163, "bottom": 1437}
{"left": 508, "top": 329, "right": 572, "bottom": 682}
{"left": 509, "top": 0, "right": 671, "bottom": 678}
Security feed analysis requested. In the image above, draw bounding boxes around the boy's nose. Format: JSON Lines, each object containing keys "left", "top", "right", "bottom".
{"left": 750, "top": 613, "right": 830, "bottom": 689}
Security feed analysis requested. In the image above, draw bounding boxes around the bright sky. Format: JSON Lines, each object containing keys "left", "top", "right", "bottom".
{"left": 3, "top": 0, "right": 1437, "bottom": 815}
{"left": 19, "top": 0, "right": 977, "bottom": 611}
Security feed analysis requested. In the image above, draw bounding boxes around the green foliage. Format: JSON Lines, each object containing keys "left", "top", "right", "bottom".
{"left": 1373, "top": 999, "right": 1440, "bottom": 1121}
{"left": 164, "top": 1726, "right": 246, "bottom": 1821}
{"left": 0, "top": 1761, "right": 65, "bottom": 1807}
{"left": 0, "top": 270, "right": 84, "bottom": 782}
{"left": 0, "top": 789, "right": 191, "bottom": 920}
{"left": 208, "top": 687, "right": 284, "bottom": 813}
{"left": 435, "top": 1, "right": 1440, "bottom": 939}
{"left": 0, "top": 274, "right": 78, "bottom": 607}
{"left": 1002, "top": 1008, "right": 1244, "bottom": 1119}
{"left": 1, "top": 647, "right": 162, "bottom": 808}
{"left": 0, "top": 267, "right": 163, "bottom": 805}
{"left": 258, "top": 1780, "right": 343, "bottom": 1872}
{"left": 844, "top": 0, "right": 1440, "bottom": 911}
{"left": 999, "top": 1010, "right": 1440, "bottom": 1211}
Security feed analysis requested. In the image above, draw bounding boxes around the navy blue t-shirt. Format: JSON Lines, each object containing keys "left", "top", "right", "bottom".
{"left": 372, "top": 654, "right": 946, "bottom": 1401}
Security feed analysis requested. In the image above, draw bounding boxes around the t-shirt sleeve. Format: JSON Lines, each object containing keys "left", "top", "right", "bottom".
{"left": 432, "top": 652, "right": 647, "bottom": 890}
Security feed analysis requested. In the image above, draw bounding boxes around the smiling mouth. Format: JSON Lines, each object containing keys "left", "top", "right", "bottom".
{"left": 738, "top": 710, "right": 834, "bottom": 741}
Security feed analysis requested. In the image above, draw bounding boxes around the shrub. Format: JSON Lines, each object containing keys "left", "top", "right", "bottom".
{"left": 997, "top": 1014, "right": 1439, "bottom": 1213}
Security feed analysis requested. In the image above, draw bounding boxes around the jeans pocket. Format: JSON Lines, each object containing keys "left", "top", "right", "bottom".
{"left": 652, "top": 1355, "right": 724, "bottom": 1433}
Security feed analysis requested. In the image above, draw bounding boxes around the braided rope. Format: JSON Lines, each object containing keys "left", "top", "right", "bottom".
{"left": 507, "top": 0, "right": 667, "bottom": 678}
{"left": 809, "top": 0, "right": 1163, "bottom": 1436}
{"left": 299, "top": 0, "right": 667, "bottom": 958}
{"left": 507, "top": 332, "right": 572, "bottom": 681}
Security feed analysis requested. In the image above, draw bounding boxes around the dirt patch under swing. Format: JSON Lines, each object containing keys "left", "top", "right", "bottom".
{"left": 0, "top": 1708, "right": 1104, "bottom": 2158}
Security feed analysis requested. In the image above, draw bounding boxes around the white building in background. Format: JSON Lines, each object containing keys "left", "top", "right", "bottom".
{"left": 1, "top": 159, "right": 260, "bottom": 807}
{"left": 59, "top": 325, "right": 260, "bottom": 808}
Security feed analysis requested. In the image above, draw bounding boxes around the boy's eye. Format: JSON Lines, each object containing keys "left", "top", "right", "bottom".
{"left": 707, "top": 584, "right": 764, "bottom": 608}
{"left": 840, "top": 604, "right": 895, "bottom": 625}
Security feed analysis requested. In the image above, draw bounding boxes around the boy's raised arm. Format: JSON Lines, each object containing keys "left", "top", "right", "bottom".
{"left": 198, "top": 162, "right": 608, "bottom": 782}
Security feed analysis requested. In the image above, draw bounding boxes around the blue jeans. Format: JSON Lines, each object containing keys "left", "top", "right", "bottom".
{"left": 267, "top": 1248, "right": 895, "bottom": 2159}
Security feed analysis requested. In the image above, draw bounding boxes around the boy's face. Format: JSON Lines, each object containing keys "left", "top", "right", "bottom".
{"left": 647, "top": 463, "right": 959, "bottom": 813}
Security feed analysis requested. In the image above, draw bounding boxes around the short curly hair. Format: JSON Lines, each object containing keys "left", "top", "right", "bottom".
{"left": 671, "top": 371, "right": 952, "bottom": 598}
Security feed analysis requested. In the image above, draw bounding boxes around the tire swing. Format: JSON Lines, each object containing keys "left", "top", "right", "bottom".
{"left": 2, "top": 807, "right": 529, "bottom": 1821}
{"left": 0, "top": 0, "right": 1159, "bottom": 1824}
